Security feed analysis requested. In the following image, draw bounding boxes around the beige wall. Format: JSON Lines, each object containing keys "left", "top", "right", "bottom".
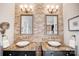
{"left": 63, "top": 3, "right": 79, "bottom": 45}
{"left": 63, "top": 3, "right": 79, "bottom": 55}
{"left": 0, "top": 3, "right": 15, "bottom": 45}
{"left": 15, "top": 3, "right": 64, "bottom": 43}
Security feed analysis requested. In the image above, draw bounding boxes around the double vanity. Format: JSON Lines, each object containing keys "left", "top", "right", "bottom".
{"left": 3, "top": 4, "right": 75, "bottom": 56}
{"left": 3, "top": 40, "right": 75, "bottom": 56}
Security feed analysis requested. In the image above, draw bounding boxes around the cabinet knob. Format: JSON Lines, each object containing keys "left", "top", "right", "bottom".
{"left": 66, "top": 53, "right": 69, "bottom": 56}
{"left": 51, "top": 53, "right": 54, "bottom": 56}
{"left": 25, "top": 54, "right": 27, "bottom": 56}
{"left": 9, "top": 54, "right": 12, "bottom": 56}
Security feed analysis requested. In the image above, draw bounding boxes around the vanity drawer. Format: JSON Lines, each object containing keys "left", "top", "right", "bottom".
{"left": 43, "top": 51, "right": 75, "bottom": 56}
{"left": 3, "top": 51, "right": 36, "bottom": 56}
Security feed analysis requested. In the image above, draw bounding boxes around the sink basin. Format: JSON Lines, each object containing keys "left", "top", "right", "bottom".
{"left": 16, "top": 40, "right": 30, "bottom": 47}
{"left": 48, "top": 41, "right": 61, "bottom": 47}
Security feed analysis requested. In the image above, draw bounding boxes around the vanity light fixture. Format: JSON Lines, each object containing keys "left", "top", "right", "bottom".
{"left": 20, "top": 4, "right": 33, "bottom": 13}
{"left": 46, "top": 5, "right": 59, "bottom": 13}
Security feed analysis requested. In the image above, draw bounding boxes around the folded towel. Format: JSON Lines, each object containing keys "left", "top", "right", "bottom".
{"left": 69, "top": 39, "right": 75, "bottom": 48}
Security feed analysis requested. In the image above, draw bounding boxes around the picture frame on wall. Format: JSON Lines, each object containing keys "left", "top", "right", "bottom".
{"left": 68, "top": 15, "right": 79, "bottom": 31}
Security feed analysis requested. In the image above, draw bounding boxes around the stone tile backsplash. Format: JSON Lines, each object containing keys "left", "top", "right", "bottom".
{"left": 15, "top": 3, "right": 64, "bottom": 43}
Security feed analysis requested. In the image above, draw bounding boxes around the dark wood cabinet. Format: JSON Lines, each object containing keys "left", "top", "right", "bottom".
{"left": 3, "top": 51, "right": 75, "bottom": 56}
{"left": 43, "top": 51, "right": 75, "bottom": 56}
{"left": 3, "top": 51, "right": 36, "bottom": 56}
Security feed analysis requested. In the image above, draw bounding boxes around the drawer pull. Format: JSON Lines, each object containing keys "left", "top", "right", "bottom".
{"left": 25, "top": 54, "right": 27, "bottom": 56}
{"left": 9, "top": 54, "right": 12, "bottom": 56}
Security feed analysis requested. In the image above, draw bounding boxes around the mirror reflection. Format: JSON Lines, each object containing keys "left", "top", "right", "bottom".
{"left": 21, "top": 15, "right": 33, "bottom": 34}
{"left": 46, "top": 15, "right": 58, "bottom": 35}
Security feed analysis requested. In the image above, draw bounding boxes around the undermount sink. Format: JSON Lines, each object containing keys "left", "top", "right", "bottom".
{"left": 48, "top": 41, "right": 61, "bottom": 47}
{"left": 16, "top": 40, "right": 30, "bottom": 47}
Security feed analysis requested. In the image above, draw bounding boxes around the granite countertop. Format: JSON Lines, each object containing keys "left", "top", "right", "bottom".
{"left": 42, "top": 42, "right": 75, "bottom": 51}
{"left": 4, "top": 42, "right": 75, "bottom": 51}
{"left": 3, "top": 42, "right": 37, "bottom": 51}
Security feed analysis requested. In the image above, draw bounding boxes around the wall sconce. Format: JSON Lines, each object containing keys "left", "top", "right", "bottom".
{"left": 46, "top": 5, "right": 59, "bottom": 13}
{"left": 20, "top": 4, "right": 33, "bottom": 13}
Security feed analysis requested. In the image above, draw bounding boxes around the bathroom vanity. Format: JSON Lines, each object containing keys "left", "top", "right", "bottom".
{"left": 3, "top": 4, "right": 75, "bottom": 56}
{"left": 42, "top": 42, "right": 75, "bottom": 56}
{"left": 3, "top": 42, "right": 75, "bottom": 56}
{"left": 3, "top": 42, "right": 37, "bottom": 56}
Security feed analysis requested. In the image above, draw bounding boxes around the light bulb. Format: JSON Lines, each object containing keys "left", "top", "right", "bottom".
{"left": 24, "top": 4, "right": 28, "bottom": 8}
{"left": 20, "top": 5, "right": 23, "bottom": 9}
{"left": 56, "top": 5, "right": 59, "bottom": 9}
{"left": 51, "top": 5, "right": 54, "bottom": 9}
{"left": 29, "top": 5, "right": 33, "bottom": 9}
{"left": 46, "top": 5, "right": 50, "bottom": 9}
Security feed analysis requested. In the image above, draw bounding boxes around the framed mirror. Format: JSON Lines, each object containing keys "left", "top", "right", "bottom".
{"left": 20, "top": 15, "right": 33, "bottom": 35}
{"left": 46, "top": 15, "right": 58, "bottom": 35}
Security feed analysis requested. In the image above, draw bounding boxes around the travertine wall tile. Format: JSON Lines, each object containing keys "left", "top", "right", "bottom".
{"left": 15, "top": 3, "right": 64, "bottom": 43}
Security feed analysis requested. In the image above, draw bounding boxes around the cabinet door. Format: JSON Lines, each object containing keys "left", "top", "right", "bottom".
{"left": 3, "top": 51, "right": 36, "bottom": 56}
{"left": 43, "top": 51, "right": 75, "bottom": 56}
{"left": 43, "top": 51, "right": 64, "bottom": 56}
